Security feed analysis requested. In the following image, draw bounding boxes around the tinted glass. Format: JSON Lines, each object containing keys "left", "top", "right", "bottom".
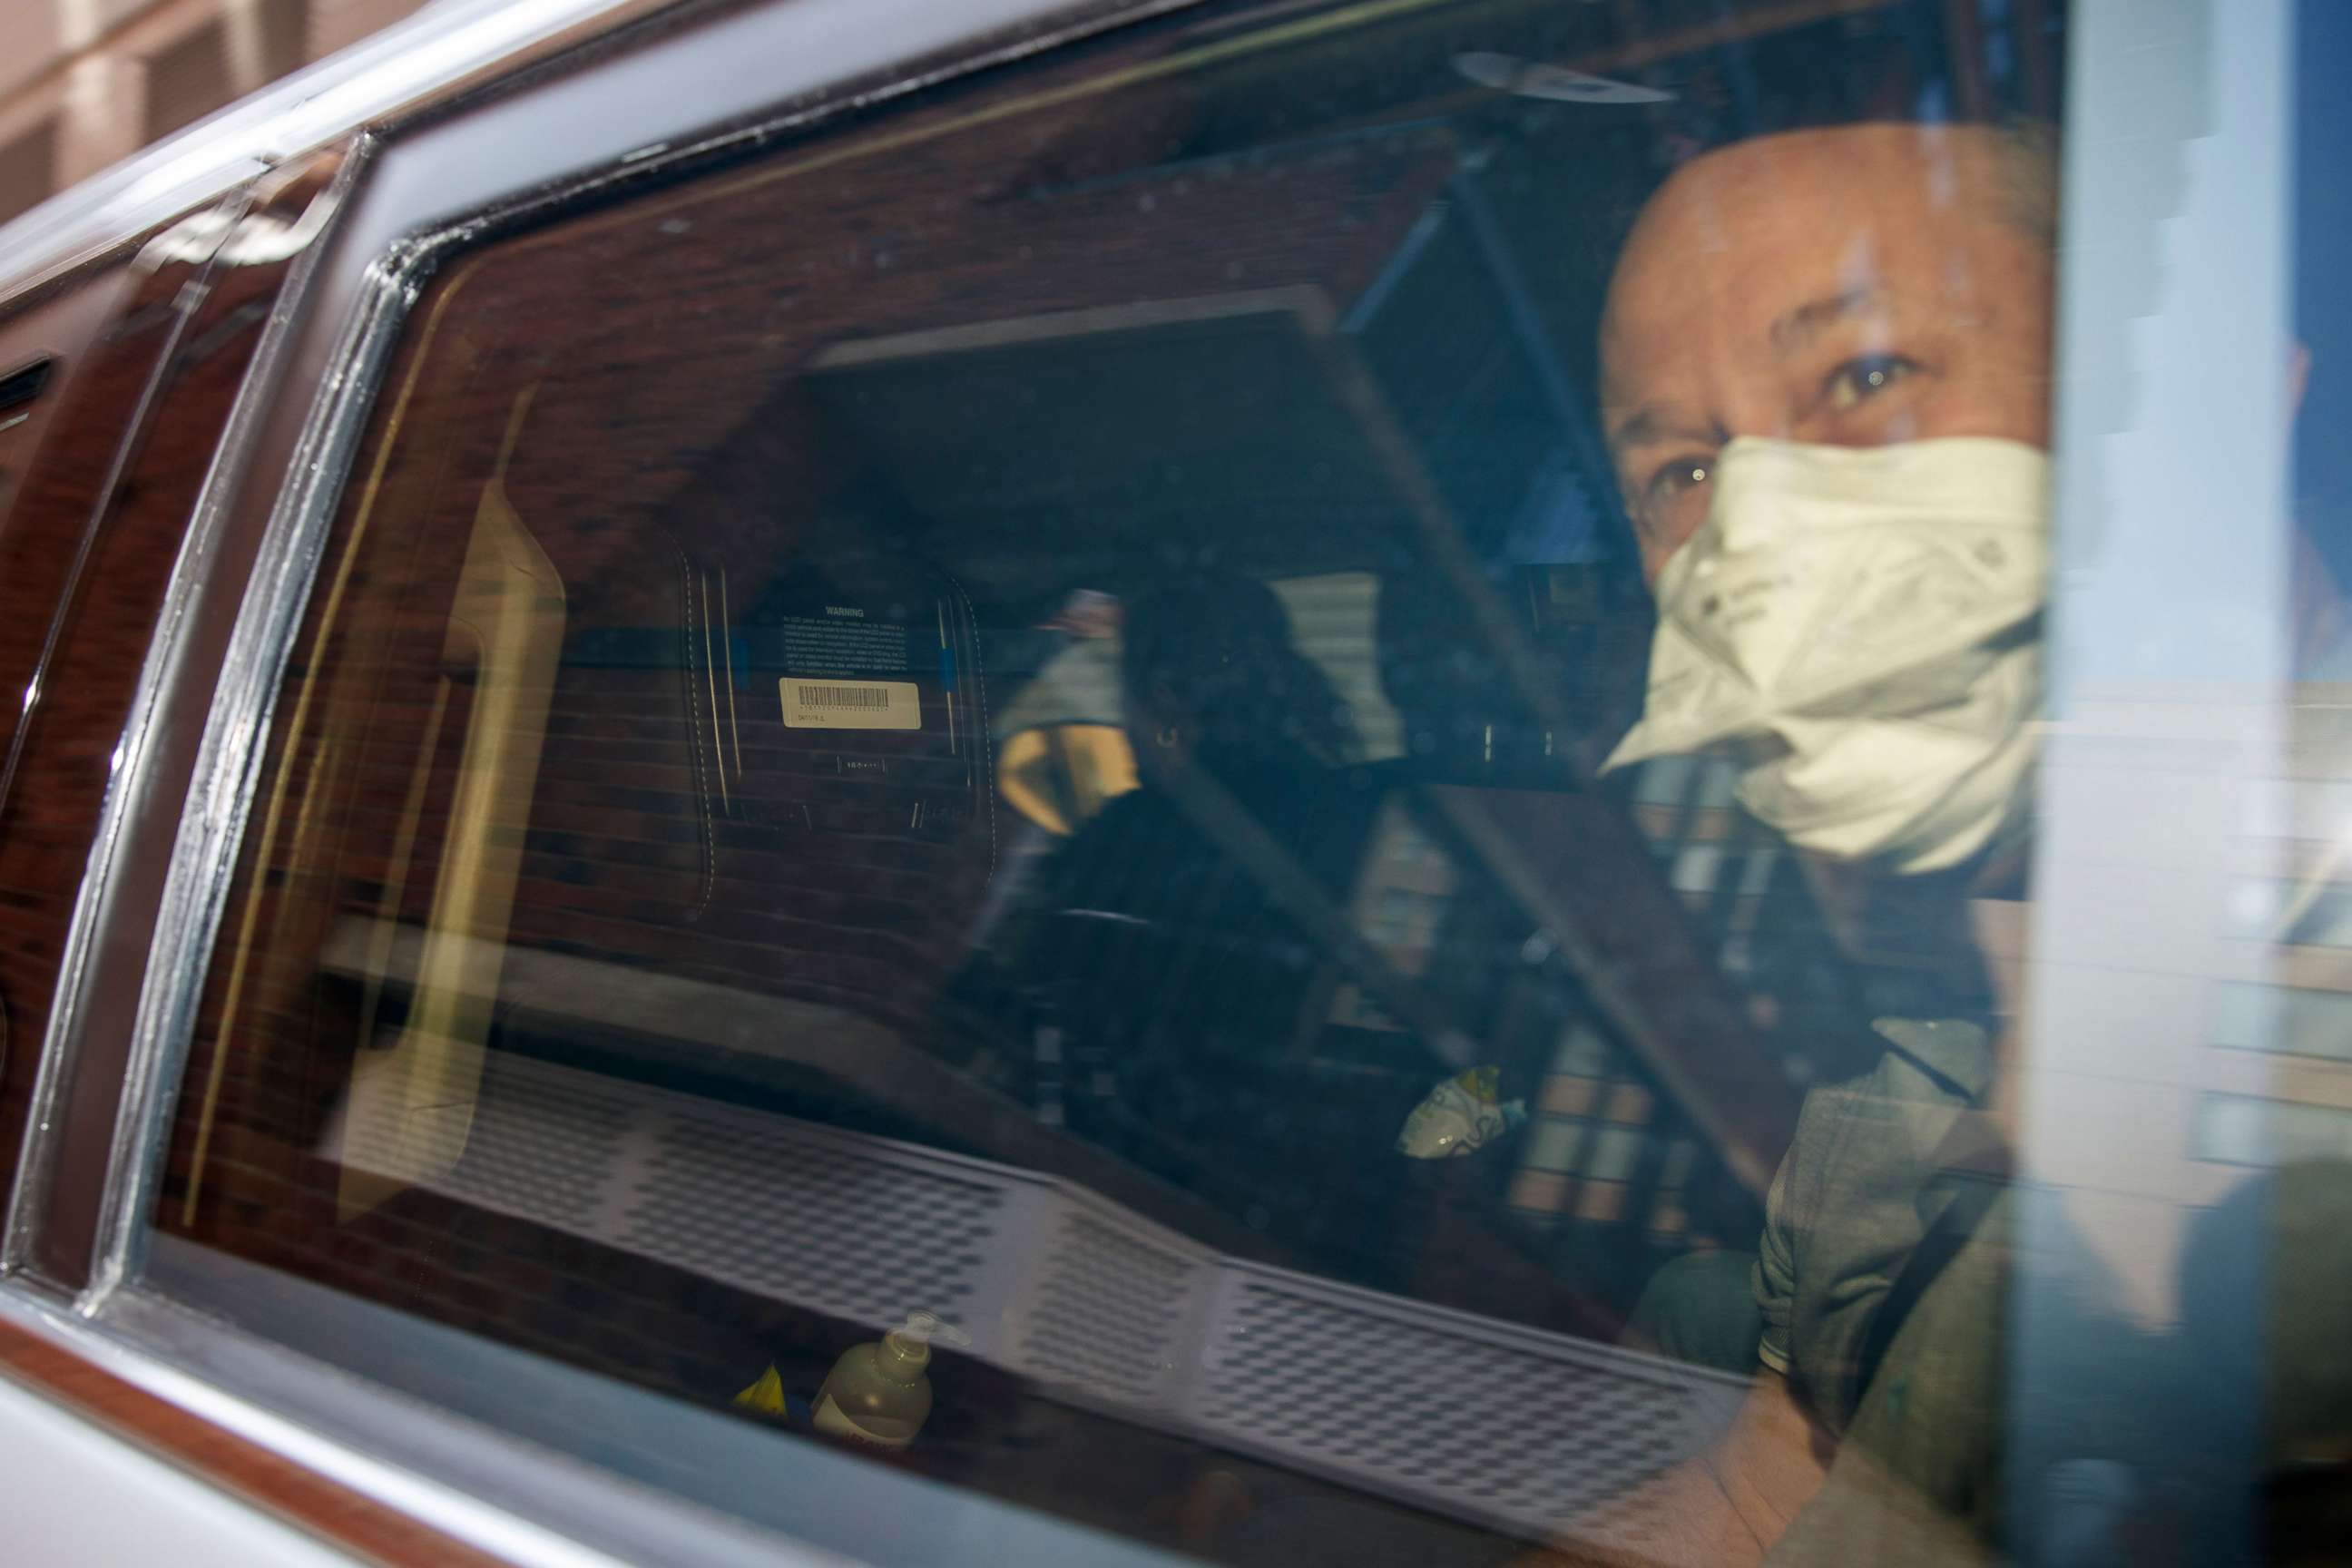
{"left": 145, "top": 2, "right": 2344, "bottom": 1563}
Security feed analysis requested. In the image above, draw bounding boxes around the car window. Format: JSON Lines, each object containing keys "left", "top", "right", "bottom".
{"left": 135, "top": 2, "right": 2343, "bottom": 1563}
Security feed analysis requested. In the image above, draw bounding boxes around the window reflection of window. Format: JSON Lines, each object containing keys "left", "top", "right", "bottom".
{"left": 2210, "top": 981, "right": 2352, "bottom": 1063}
{"left": 2196, "top": 1093, "right": 2352, "bottom": 1166}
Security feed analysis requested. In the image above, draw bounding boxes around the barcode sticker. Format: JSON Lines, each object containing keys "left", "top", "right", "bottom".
{"left": 780, "top": 678, "right": 921, "bottom": 730}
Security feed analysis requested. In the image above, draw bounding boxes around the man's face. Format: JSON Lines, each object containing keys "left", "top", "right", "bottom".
{"left": 1600, "top": 124, "right": 2055, "bottom": 585}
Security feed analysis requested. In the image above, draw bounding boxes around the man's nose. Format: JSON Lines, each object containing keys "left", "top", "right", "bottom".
{"left": 1714, "top": 383, "right": 1797, "bottom": 446}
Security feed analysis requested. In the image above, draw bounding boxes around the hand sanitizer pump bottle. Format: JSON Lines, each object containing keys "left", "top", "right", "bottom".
{"left": 811, "top": 1311, "right": 971, "bottom": 1450}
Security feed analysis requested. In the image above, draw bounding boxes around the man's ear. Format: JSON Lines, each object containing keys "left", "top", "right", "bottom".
{"left": 2291, "top": 340, "right": 2312, "bottom": 420}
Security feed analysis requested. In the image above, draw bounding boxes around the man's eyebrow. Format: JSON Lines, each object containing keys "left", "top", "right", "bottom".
{"left": 1769, "top": 284, "right": 1888, "bottom": 355}
{"left": 1605, "top": 404, "right": 1714, "bottom": 458}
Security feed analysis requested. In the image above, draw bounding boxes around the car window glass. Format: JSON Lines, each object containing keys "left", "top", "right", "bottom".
{"left": 138, "top": 3, "right": 2339, "bottom": 1563}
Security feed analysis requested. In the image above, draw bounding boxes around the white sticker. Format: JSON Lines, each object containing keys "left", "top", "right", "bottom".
{"left": 781, "top": 678, "right": 921, "bottom": 730}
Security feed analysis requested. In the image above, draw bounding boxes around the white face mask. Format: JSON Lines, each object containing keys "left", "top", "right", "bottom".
{"left": 1602, "top": 436, "right": 2052, "bottom": 874}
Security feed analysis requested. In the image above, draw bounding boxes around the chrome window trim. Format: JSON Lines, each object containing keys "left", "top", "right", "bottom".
{"left": 1, "top": 147, "right": 371, "bottom": 1284}
{"left": 0, "top": 0, "right": 662, "bottom": 313}
{"left": 62, "top": 241, "right": 413, "bottom": 1297}
{"left": 0, "top": 189, "right": 247, "bottom": 1276}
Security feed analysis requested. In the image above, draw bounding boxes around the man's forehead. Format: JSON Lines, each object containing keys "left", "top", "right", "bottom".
{"left": 1600, "top": 127, "right": 2008, "bottom": 395}
{"left": 1642, "top": 123, "right": 1994, "bottom": 233}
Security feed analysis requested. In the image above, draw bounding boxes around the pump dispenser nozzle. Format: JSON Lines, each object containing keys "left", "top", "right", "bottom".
{"left": 812, "top": 1310, "right": 970, "bottom": 1449}
{"left": 877, "top": 1311, "right": 972, "bottom": 1382}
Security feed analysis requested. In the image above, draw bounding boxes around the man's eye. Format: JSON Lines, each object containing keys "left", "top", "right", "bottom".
{"left": 1643, "top": 456, "right": 1712, "bottom": 512}
{"left": 1823, "top": 353, "right": 1919, "bottom": 413}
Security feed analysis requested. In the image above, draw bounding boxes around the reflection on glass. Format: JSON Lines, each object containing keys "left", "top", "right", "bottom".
{"left": 142, "top": 2, "right": 2349, "bottom": 1565}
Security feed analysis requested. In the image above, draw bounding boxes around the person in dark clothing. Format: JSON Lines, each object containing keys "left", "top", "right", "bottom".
{"left": 1011, "top": 572, "right": 1412, "bottom": 1273}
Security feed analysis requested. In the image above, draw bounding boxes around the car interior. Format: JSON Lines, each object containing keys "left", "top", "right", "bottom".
{"left": 143, "top": 1, "right": 2064, "bottom": 1559}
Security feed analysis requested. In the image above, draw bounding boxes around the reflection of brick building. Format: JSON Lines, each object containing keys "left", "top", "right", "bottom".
{"left": 131, "top": 5, "right": 1915, "bottom": 1548}
{"left": 2185, "top": 685, "right": 2352, "bottom": 1171}
{"left": 1504, "top": 758, "right": 1792, "bottom": 1251}
{"left": 1, "top": 0, "right": 426, "bottom": 226}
